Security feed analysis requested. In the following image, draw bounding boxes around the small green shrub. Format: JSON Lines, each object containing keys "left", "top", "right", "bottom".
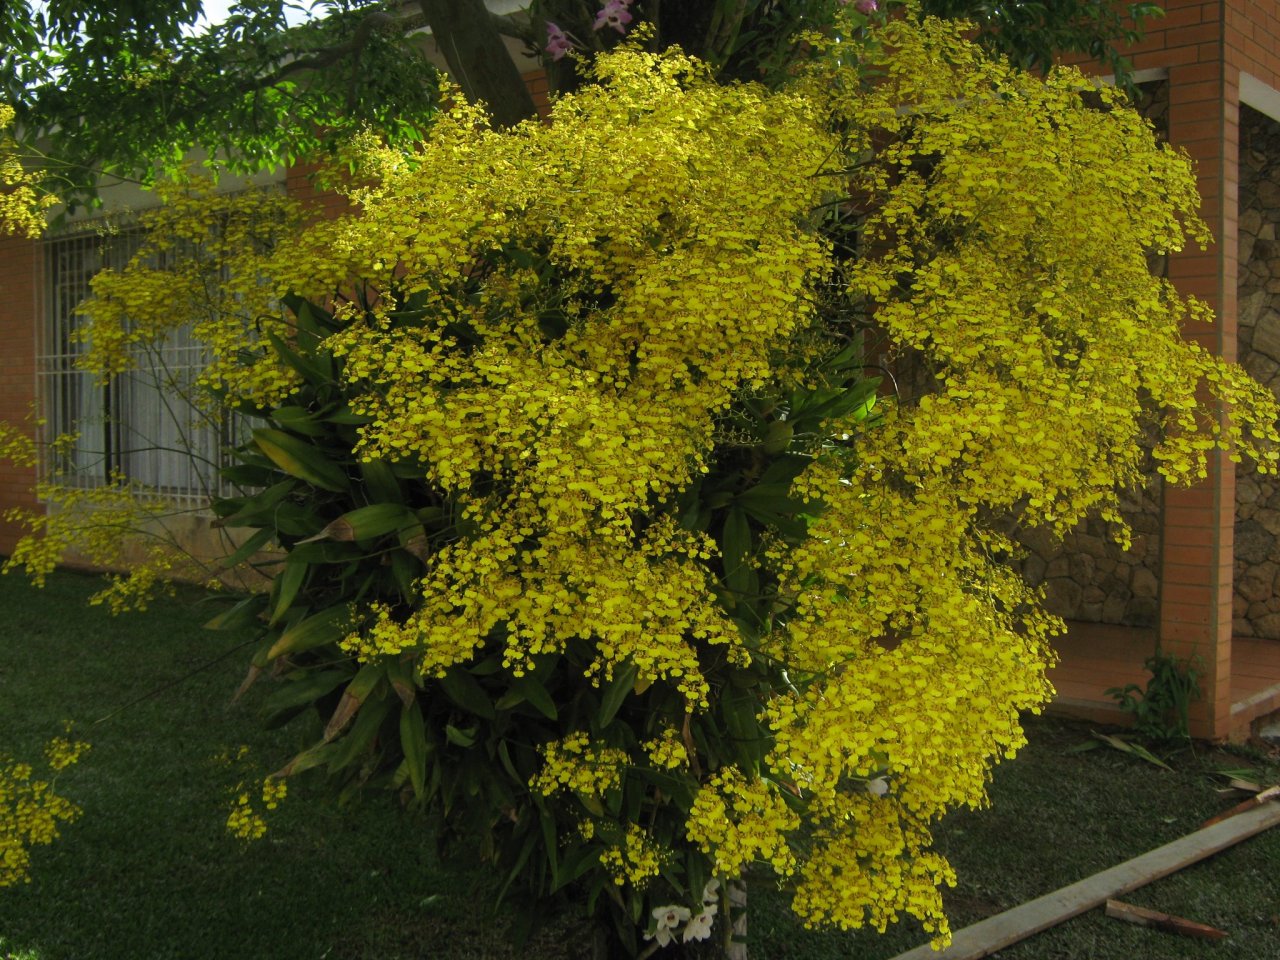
{"left": 1106, "top": 651, "right": 1203, "bottom": 743}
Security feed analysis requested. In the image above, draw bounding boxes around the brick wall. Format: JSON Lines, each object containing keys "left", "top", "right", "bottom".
{"left": 285, "top": 161, "right": 355, "bottom": 221}
{"left": 1122, "top": 3, "right": 1217, "bottom": 735}
{"left": 525, "top": 68, "right": 553, "bottom": 117}
{"left": 1158, "top": 0, "right": 1237, "bottom": 739}
{"left": 0, "top": 234, "right": 39, "bottom": 555}
{"left": 1164, "top": 0, "right": 1280, "bottom": 737}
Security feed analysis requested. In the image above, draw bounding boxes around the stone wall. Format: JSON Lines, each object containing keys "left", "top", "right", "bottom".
{"left": 1234, "top": 104, "right": 1280, "bottom": 639}
{"left": 1013, "top": 80, "right": 1168, "bottom": 629}
{"left": 1018, "top": 483, "right": 1163, "bottom": 627}
{"left": 884, "top": 80, "right": 1169, "bottom": 627}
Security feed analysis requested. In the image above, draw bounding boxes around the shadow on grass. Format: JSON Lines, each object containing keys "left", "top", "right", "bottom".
{"left": 3, "top": 570, "right": 1279, "bottom": 959}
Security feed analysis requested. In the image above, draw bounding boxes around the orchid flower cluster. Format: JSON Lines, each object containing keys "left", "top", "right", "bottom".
{"left": 545, "top": 0, "right": 636, "bottom": 61}
{"left": 545, "top": 21, "right": 574, "bottom": 60}
{"left": 0, "top": 731, "right": 89, "bottom": 888}
{"left": 646, "top": 880, "right": 721, "bottom": 947}
{"left": 594, "top": 0, "right": 635, "bottom": 33}
{"left": 0, "top": 104, "right": 54, "bottom": 238}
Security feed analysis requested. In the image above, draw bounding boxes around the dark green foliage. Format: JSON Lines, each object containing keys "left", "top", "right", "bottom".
{"left": 920, "top": 1, "right": 1163, "bottom": 86}
{"left": 2, "top": 1, "right": 440, "bottom": 213}
{"left": 1106, "top": 651, "right": 1204, "bottom": 743}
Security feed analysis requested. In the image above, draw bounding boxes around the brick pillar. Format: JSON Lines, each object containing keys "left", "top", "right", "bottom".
{"left": 0, "top": 234, "right": 40, "bottom": 555}
{"left": 1159, "top": 33, "right": 1239, "bottom": 739}
{"left": 523, "top": 69, "right": 552, "bottom": 118}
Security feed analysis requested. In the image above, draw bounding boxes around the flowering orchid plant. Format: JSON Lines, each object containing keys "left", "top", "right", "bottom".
{"left": 545, "top": 20, "right": 575, "bottom": 61}
{"left": 542, "top": 0, "right": 636, "bottom": 62}
{"left": 594, "top": 0, "right": 635, "bottom": 34}
{"left": 646, "top": 881, "right": 721, "bottom": 947}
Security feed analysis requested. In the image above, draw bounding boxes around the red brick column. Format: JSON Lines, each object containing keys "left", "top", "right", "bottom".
{"left": 1222, "top": 0, "right": 1280, "bottom": 737}
{"left": 1159, "top": 19, "right": 1237, "bottom": 738}
{"left": 0, "top": 234, "right": 41, "bottom": 555}
{"left": 1061, "top": 1, "right": 1239, "bottom": 736}
{"left": 1127, "top": 0, "right": 1280, "bottom": 738}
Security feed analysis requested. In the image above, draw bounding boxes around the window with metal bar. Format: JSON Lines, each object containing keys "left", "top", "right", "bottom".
{"left": 39, "top": 226, "right": 236, "bottom": 505}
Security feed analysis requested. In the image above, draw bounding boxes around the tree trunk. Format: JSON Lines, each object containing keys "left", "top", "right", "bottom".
{"left": 725, "top": 879, "right": 748, "bottom": 960}
{"left": 589, "top": 923, "right": 610, "bottom": 960}
{"left": 417, "top": 0, "right": 538, "bottom": 127}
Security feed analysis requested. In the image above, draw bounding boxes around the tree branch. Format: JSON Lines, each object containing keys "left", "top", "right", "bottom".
{"left": 237, "top": 10, "right": 398, "bottom": 94}
{"left": 489, "top": 11, "right": 533, "bottom": 44}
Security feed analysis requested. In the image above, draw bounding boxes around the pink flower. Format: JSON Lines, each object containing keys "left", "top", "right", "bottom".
{"left": 856, "top": 0, "right": 878, "bottom": 12}
{"left": 593, "top": 0, "right": 634, "bottom": 34}
{"left": 545, "top": 21, "right": 575, "bottom": 60}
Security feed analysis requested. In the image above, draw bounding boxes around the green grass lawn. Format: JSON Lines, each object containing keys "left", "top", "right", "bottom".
{"left": 3, "top": 569, "right": 1279, "bottom": 959}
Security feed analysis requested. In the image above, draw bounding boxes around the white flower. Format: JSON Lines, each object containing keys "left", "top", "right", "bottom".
{"left": 867, "top": 777, "right": 889, "bottom": 796}
{"left": 646, "top": 905, "right": 691, "bottom": 947}
{"left": 683, "top": 905, "right": 717, "bottom": 942}
{"left": 702, "top": 878, "right": 720, "bottom": 906}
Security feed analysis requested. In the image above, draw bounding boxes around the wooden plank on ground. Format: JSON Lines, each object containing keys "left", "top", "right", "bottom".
{"left": 1200, "top": 784, "right": 1280, "bottom": 828}
{"left": 1104, "top": 899, "right": 1228, "bottom": 940}
{"left": 887, "top": 800, "right": 1280, "bottom": 960}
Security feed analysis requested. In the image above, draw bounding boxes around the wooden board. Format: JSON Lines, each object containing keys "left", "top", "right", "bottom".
{"left": 1104, "top": 898, "right": 1228, "bottom": 940}
{"left": 1201, "top": 784, "right": 1280, "bottom": 828}
{"left": 888, "top": 800, "right": 1280, "bottom": 960}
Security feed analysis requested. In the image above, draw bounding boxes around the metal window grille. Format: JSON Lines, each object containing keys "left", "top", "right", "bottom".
{"left": 39, "top": 225, "right": 239, "bottom": 505}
